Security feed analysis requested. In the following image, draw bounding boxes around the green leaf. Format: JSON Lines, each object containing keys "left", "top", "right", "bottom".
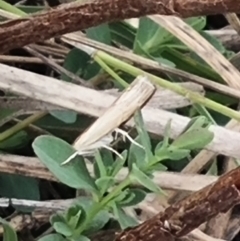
{"left": 154, "top": 141, "right": 164, "bottom": 153}
{"left": 73, "top": 197, "right": 110, "bottom": 234}
{"left": 134, "top": 17, "right": 165, "bottom": 54}
{"left": 66, "top": 205, "right": 86, "bottom": 230}
{"left": 95, "top": 176, "right": 115, "bottom": 195}
{"left": 32, "top": 135, "right": 98, "bottom": 192}
{"left": 0, "top": 218, "right": 18, "bottom": 241}
{"left": 147, "top": 163, "right": 167, "bottom": 172}
{"left": 112, "top": 203, "right": 138, "bottom": 229}
{"left": 134, "top": 16, "right": 206, "bottom": 54}
{"left": 111, "top": 150, "right": 128, "bottom": 177}
{"left": 50, "top": 212, "right": 66, "bottom": 226}
{"left": 94, "top": 150, "right": 107, "bottom": 178}
{"left": 119, "top": 188, "right": 147, "bottom": 207}
{"left": 35, "top": 114, "right": 92, "bottom": 142}
{"left": 161, "top": 47, "right": 222, "bottom": 82}
{"left": 17, "top": 5, "right": 46, "bottom": 13}
{"left": 133, "top": 40, "right": 153, "bottom": 58}
{"left": 185, "top": 16, "right": 206, "bottom": 31}
{"left": 100, "top": 149, "right": 115, "bottom": 167}
{"left": 73, "top": 235, "right": 91, "bottom": 241}
{"left": 113, "top": 189, "right": 129, "bottom": 204}
{"left": 66, "top": 206, "right": 80, "bottom": 222}
{"left": 0, "top": 108, "right": 16, "bottom": 120}
{"left": 51, "top": 212, "right": 65, "bottom": 221}
{"left": 134, "top": 111, "right": 153, "bottom": 160}
{"left": 38, "top": 234, "right": 66, "bottom": 241}
{"left": 117, "top": 190, "right": 135, "bottom": 206}
{"left": 109, "top": 21, "right": 136, "bottom": 49}
{"left": 171, "top": 128, "right": 214, "bottom": 150}
{"left": 0, "top": 174, "right": 39, "bottom": 212}
{"left": 154, "top": 56, "right": 175, "bottom": 67}
{"left": 86, "top": 24, "right": 112, "bottom": 45}
{"left": 61, "top": 48, "right": 90, "bottom": 82}
{"left": 50, "top": 110, "right": 77, "bottom": 124}
{"left": 82, "top": 61, "right": 101, "bottom": 80}
{"left": 200, "top": 31, "right": 226, "bottom": 54}
{"left": 180, "top": 116, "right": 208, "bottom": 134}
{"left": 161, "top": 119, "right": 172, "bottom": 149}
{"left": 155, "top": 148, "right": 190, "bottom": 161}
{"left": 53, "top": 222, "right": 73, "bottom": 237}
{"left": 130, "top": 164, "right": 164, "bottom": 195}
{"left": 128, "top": 136, "right": 146, "bottom": 168}
{"left": 192, "top": 105, "right": 215, "bottom": 124}
{"left": 0, "top": 131, "right": 28, "bottom": 150}
{"left": 94, "top": 149, "right": 115, "bottom": 179}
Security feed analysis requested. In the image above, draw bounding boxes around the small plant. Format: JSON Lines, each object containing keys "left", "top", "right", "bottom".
{"left": 32, "top": 111, "right": 214, "bottom": 241}
{"left": 0, "top": 217, "right": 18, "bottom": 241}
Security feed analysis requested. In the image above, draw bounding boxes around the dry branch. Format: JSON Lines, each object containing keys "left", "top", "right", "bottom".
{"left": 2, "top": 157, "right": 240, "bottom": 241}
{"left": 0, "top": 0, "right": 240, "bottom": 53}
{"left": 148, "top": 15, "right": 240, "bottom": 89}
{"left": 63, "top": 33, "right": 240, "bottom": 99}
{"left": 1, "top": 64, "right": 240, "bottom": 158}
{"left": 0, "top": 82, "right": 203, "bottom": 111}
{"left": 115, "top": 167, "right": 240, "bottom": 241}
{"left": 0, "top": 154, "right": 218, "bottom": 191}
{"left": 206, "top": 29, "right": 240, "bottom": 52}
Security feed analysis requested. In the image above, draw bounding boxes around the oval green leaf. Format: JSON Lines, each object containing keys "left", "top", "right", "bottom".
{"left": 0, "top": 218, "right": 18, "bottom": 241}
{"left": 171, "top": 128, "right": 214, "bottom": 150}
{"left": 32, "top": 135, "right": 98, "bottom": 192}
{"left": 130, "top": 164, "right": 164, "bottom": 195}
{"left": 38, "top": 234, "right": 66, "bottom": 241}
{"left": 112, "top": 203, "right": 138, "bottom": 229}
{"left": 50, "top": 110, "right": 77, "bottom": 124}
{"left": 53, "top": 222, "right": 73, "bottom": 237}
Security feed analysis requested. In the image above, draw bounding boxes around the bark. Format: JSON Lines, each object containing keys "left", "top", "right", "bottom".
{"left": 114, "top": 167, "right": 240, "bottom": 241}
{"left": 0, "top": 0, "right": 240, "bottom": 53}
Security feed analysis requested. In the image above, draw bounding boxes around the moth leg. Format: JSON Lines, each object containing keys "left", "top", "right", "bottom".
{"left": 115, "top": 128, "right": 144, "bottom": 149}
{"left": 102, "top": 144, "right": 124, "bottom": 159}
{"left": 61, "top": 151, "right": 79, "bottom": 165}
{"left": 114, "top": 128, "right": 126, "bottom": 142}
{"left": 113, "top": 130, "right": 119, "bottom": 141}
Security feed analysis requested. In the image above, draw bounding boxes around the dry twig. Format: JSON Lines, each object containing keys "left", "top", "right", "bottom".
{"left": 0, "top": 0, "right": 240, "bottom": 53}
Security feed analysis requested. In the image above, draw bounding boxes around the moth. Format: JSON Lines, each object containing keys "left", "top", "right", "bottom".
{"left": 62, "top": 75, "right": 156, "bottom": 165}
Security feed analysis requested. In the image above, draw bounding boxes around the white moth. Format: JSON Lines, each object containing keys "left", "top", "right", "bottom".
{"left": 61, "top": 75, "right": 156, "bottom": 165}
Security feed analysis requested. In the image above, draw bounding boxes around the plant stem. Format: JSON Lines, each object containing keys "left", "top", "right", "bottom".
{"left": 75, "top": 176, "right": 131, "bottom": 235}
{"left": 97, "top": 51, "right": 240, "bottom": 122}
{"left": 193, "top": 104, "right": 216, "bottom": 124}
{"left": 0, "top": 112, "right": 47, "bottom": 142}
{"left": 94, "top": 55, "right": 129, "bottom": 88}
{"left": 74, "top": 54, "right": 131, "bottom": 237}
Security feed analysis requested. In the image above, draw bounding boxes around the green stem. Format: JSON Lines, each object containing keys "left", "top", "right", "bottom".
{"left": 193, "top": 104, "right": 216, "bottom": 124}
{"left": 0, "top": 112, "right": 47, "bottom": 142}
{"left": 94, "top": 55, "right": 129, "bottom": 88}
{"left": 75, "top": 176, "right": 131, "bottom": 235}
{"left": 97, "top": 51, "right": 240, "bottom": 122}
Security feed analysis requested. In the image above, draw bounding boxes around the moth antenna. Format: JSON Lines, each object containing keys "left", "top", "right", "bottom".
{"left": 102, "top": 144, "right": 124, "bottom": 159}
{"left": 115, "top": 128, "right": 144, "bottom": 149}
